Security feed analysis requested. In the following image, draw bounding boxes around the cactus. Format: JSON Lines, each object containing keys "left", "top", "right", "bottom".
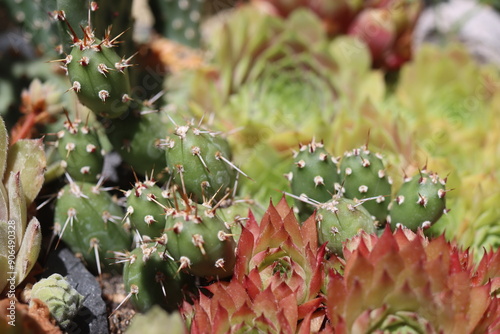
{"left": 57, "top": 20, "right": 132, "bottom": 119}
{"left": 28, "top": 273, "right": 84, "bottom": 329}
{"left": 121, "top": 242, "right": 195, "bottom": 313}
{"left": 163, "top": 122, "right": 239, "bottom": 204}
{"left": 124, "top": 178, "right": 173, "bottom": 239}
{"left": 3, "top": 0, "right": 59, "bottom": 54}
{"left": 164, "top": 199, "right": 236, "bottom": 278}
{"left": 56, "top": 117, "right": 105, "bottom": 182}
{"left": 148, "top": 0, "right": 204, "bottom": 48}
{"left": 339, "top": 145, "right": 392, "bottom": 228}
{"left": 316, "top": 195, "right": 376, "bottom": 256}
{"left": 389, "top": 169, "right": 448, "bottom": 231}
{"left": 106, "top": 108, "right": 172, "bottom": 178}
{"left": 54, "top": 179, "right": 132, "bottom": 274}
{"left": 287, "top": 139, "right": 340, "bottom": 218}
{"left": 0, "top": 116, "right": 45, "bottom": 294}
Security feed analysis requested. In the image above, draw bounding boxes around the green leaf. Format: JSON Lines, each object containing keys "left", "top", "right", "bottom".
{"left": 4, "top": 139, "right": 46, "bottom": 206}
{"left": 15, "top": 217, "right": 41, "bottom": 286}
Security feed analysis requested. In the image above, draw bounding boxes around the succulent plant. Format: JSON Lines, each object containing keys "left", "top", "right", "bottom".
{"left": 182, "top": 275, "right": 323, "bottom": 333}
{"left": 27, "top": 273, "right": 84, "bottom": 329}
{"left": 163, "top": 122, "right": 239, "bottom": 204}
{"left": 325, "top": 227, "right": 500, "bottom": 332}
{"left": 0, "top": 116, "right": 45, "bottom": 294}
{"left": 287, "top": 139, "right": 340, "bottom": 218}
{"left": 106, "top": 108, "right": 172, "bottom": 178}
{"left": 54, "top": 16, "right": 132, "bottom": 119}
{"left": 253, "top": 0, "right": 423, "bottom": 69}
{"left": 339, "top": 145, "right": 392, "bottom": 228}
{"left": 55, "top": 117, "right": 105, "bottom": 182}
{"left": 316, "top": 195, "right": 377, "bottom": 256}
{"left": 125, "top": 306, "right": 187, "bottom": 334}
{"left": 54, "top": 179, "right": 132, "bottom": 275}
{"left": 3, "top": 0, "right": 59, "bottom": 54}
{"left": 234, "top": 197, "right": 325, "bottom": 308}
{"left": 148, "top": 0, "right": 204, "bottom": 48}
{"left": 163, "top": 198, "right": 237, "bottom": 278}
{"left": 389, "top": 168, "right": 447, "bottom": 231}
{"left": 121, "top": 242, "right": 196, "bottom": 313}
{"left": 124, "top": 177, "right": 172, "bottom": 239}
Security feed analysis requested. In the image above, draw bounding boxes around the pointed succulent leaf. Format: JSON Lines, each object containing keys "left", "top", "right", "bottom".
{"left": 14, "top": 217, "right": 41, "bottom": 286}
{"left": 4, "top": 138, "right": 46, "bottom": 206}
{"left": 6, "top": 172, "right": 27, "bottom": 251}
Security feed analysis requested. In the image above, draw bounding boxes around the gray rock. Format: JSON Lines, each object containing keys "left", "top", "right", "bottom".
{"left": 413, "top": 0, "right": 500, "bottom": 66}
{"left": 42, "top": 247, "right": 109, "bottom": 334}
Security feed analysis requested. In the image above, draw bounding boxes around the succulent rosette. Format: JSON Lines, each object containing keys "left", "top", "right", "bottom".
{"left": 325, "top": 227, "right": 500, "bottom": 332}
{"left": 234, "top": 197, "right": 325, "bottom": 307}
{"left": 181, "top": 197, "right": 327, "bottom": 332}
{"left": 183, "top": 277, "right": 322, "bottom": 333}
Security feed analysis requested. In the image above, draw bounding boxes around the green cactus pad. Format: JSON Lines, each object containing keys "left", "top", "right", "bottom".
{"left": 125, "top": 180, "right": 173, "bottom": 239}
{"left": 122, "top": 243, "right": 195, "bottom": 313}
{"left": 339, "top": 146, "right": 392, "bottom": 227}
{"left": 164, "top": 200, "right": 236, "bottom": 278}
{"left": 389, "top": 171, "right": 447, "bottom": 231}
{"left": 316, "top": 196, "right": 376, "bottom": 255}
{"left": 288, "top": 139, "right": 339, "bottom": 218}
{"left": 56, "top": 119, "right": 104, "bottom": 182}
{"left": 66, "top": 27, "right": 131, "bottom": 118}
{"left": 29, "top": 273, "right": 84, "bottom": 329}
{"left": 54, "top": 180, "right": 131, "bottom": 274}
{"left": 107, "top": 109, "right": 171, "bottom": 178}
{"left": 164, "top": 124, "right": 237, "bottom": 204}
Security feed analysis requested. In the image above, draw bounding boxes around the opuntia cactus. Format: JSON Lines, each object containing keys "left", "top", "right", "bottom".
{"left": 163, "top": 122, "right": 239, "bottom": 204}
{"left": 28, "top": 273, "right": 84, "bottom": 329}
{"left": 124, "top": 178, "right": 173, "bottom": 239}
{"left": 389, "top": 169, "right": 448, "bottom": 231}
{"left": 286, "top": 139, "right": 340, "bottom": 218}
{"left": 148, "top": 0, "right": 204, "bottom": 48}
{"left": 54, "top": 179, "right": 132, "bottom": 274}
{"left": 164, "top": 198, "right": 236, "bottom": 278}
{"left": 107, "top": 108, "right": 172, "bottom": 178}
{"left": 339, "top": 145, "right": 392, "bottom": 228}
{"left": 121, "top": 242, "right": 195, "bottom": 313}
{"left": 316, "top": 195, "right": 376, "bottom": 256}
{"left": 59, "top": 21, "right": 132, "bottom": 118}
{"left": 56, "top": 117, "right": 105, "bottom": 182}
